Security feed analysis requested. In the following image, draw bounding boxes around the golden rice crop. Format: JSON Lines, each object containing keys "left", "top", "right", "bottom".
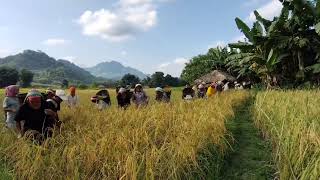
{"left": 0, "top": 89, "right": 248, "bottom": 180}
{"left": 254, "top": 90, "right": 320, "bottom": 180}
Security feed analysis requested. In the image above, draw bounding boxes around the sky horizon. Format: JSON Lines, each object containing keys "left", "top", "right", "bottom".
{"left": 0, "top": 0, "right": 282, "bottom": 77}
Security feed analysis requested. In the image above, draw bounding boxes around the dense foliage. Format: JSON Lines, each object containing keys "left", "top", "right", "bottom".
{"left": 0, "top": 67, "right": 19, "bottom": 87}
{"left": 120, "top": 73, "right": 141, "bottom": 87}
{"left": 143, "top": 72, "right": 185, "bottom": 87}
{"left": 182, "top": 0, "right": 320, "bottom": 88}
{"left": 20, "top": 69, "right": 34, "bottom": 88}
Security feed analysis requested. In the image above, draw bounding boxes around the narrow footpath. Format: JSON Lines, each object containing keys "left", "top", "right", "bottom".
{"left": 219, "top": 97, "right": 275, "bottom": 180}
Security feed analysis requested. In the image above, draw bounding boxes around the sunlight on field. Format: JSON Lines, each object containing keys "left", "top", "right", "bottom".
{"left": 0, "top": 89, "right": 248, "bottom": 179}
{"left": 254, "top": 91, "right": 320, "bottom": 180}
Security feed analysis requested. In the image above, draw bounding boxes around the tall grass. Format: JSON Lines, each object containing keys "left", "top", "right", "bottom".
{"left": 0, "top": 89, "right": 248, "bottom": 179}
{"left": 254, "top": 90, "right": 320, "bottom": 180}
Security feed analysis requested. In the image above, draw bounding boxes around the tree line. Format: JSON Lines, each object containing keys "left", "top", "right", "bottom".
{"left": 182, "top": 0, "right": 320, "bottom": 88}
{"left": 0, "top": 67, "right": 34, "bottom": 88}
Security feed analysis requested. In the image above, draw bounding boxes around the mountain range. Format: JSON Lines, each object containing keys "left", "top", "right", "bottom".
{"left": 0, "top": 50, "right": 147, "bottom": 84}
{"left": 85, "top": 61, "right": 147, "bottom": 80}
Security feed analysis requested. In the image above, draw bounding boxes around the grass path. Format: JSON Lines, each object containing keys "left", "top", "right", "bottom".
{"left": 219, "top": 97, "right": 275, "bottom": 180}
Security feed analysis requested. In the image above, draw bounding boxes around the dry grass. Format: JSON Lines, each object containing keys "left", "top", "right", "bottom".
{"left": 0, "top": 89, "right": 248, "bottom": 180}
{"left": 254, "top": 90, "right": 320, "bottom": 180}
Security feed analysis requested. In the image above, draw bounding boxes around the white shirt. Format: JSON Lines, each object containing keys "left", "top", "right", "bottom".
{"left": 67, "top": 95, "right": 79, "bottom": 107}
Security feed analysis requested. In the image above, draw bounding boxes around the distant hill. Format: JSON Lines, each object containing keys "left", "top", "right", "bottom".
{"left": 86, "top": 61, "right": 147, "bottom": 80}
{"left": 0, "top": 50, "right": 98, "bottom": 84}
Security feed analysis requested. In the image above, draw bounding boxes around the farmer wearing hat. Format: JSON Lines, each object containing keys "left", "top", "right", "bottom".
{"left": 155, "top": 87, "right": 165, "bottom": 102}
{"left": 132, "top": 84, "right": 148, "bottom": 107}
{"left": 117, "top": 87, "right": 131, "bottom": 109}
{"left": 15, "top": 89, "right": 56, "bottom": 140}
{"left": 93, "top": 86, "right": 111, "bottom": 110}
{"left": 3, "top": 85, "right": 20, "bottom": 132}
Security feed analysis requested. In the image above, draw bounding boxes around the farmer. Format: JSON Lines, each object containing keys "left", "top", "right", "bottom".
{"left": 46, "top": 89, "right": 67, "bottom": 130}
{"left": 67, "top": 86, "right": 79, "bottom": 107}
{"left": 163, "top": 85, "right": 172, "bottom": 102}
{"left": 3, "top": 85, "right": 20, "bottom": 132}
{"left": 182, "top": 84, "right": 195, "bottom": 100}
{"left": 45, "top": 88, "right": 56, "bottom": 100}
{"left": 132, "top": 84, "right": 149, "bottom": 107}
{"left": 15, "top": 89, "right": 57, "bottom": 140}
{"left": 155, "top": 87, "right": 165, "bottom": 102}
{"left": 117, "top": 87, "right": 131, "bottom": 109}
{"left": 206, "top": 82, "right": 217, "bottom": 97}
{"left": 197, "top": 84, "right": 207, "bottom": 98}
{"left": 215, "top": 81, "right": 224, "bottom": 93}
{"left": 94, "top": 87, "right": 111, "bottom": 110}
{"left": 222, "top": 80, "right": 230, "bottom": 91}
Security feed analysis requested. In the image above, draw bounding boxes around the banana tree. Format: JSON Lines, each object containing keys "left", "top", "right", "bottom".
{"left": 229, "top": 0, "right": 320, "bottom": 87}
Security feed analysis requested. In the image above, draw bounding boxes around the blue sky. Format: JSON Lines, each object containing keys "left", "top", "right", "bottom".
{"left": 0, "top": 0, "right": 282, "bottom": 77}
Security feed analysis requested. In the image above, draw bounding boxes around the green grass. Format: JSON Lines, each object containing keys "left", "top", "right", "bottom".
{"left": 0, "top": 160, "right": 12, "bottom": 180}
{"left": 220, "top": 95, "right": 275, "bottom": 180}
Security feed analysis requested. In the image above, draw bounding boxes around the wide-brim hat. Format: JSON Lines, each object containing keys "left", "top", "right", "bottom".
{"left": 55, "top": 89, "right": 68, "bottom": 101}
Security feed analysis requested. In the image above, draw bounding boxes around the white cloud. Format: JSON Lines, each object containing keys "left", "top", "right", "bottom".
{"left": 0, "top": 49, "right": 11, "bottom": 58}
{"left": 157, "top": 57, "right": 188, "bottom": 77}
{"left": 78, "top": 0, "right": 165, "bottom": 42}
{"left": 121, "top": 50, "right": 128, "bottom": 56}
{"left": 43, "top": 38, "right": 69, "bottom": 46}
{"left": 247, "top": 0, "right": 283, "bottom": 22}
{"left": 61, "top": 56, "right": 76, "bottom": 63}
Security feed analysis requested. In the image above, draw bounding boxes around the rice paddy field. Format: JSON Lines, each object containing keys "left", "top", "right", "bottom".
{"left": 254, "top": 91, "right": 320, "bottom": 180}
{"left": 0, "top": 89, "right": 248, "bottom": 179}
{"left": 0, "top": 88, "right": 319, "bottom": 180}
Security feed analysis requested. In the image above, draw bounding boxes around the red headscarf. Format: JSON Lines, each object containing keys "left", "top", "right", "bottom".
{"left": 5, "top": 85, "right": 19, "bottom": 97}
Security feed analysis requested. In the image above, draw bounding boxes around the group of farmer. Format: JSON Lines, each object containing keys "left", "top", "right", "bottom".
{"left": 2, "top": 86, "right": 79, "bottom": 143}
{"left": 182, "top": 80, "right": 239, "bottom": 100}
{"left": 2, "top": 80, "right": 244, "bottom": 143}
{"left": 91, "top": 84, "right": 171, "bottom": 110}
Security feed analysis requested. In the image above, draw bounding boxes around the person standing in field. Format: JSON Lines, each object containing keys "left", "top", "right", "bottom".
{"left": 197, "top": 84, "right": 207, "bottom": 98}
{"left": 67, "top": 86, "right": 79, "bottom": 107}
{"left": 94, "top": 88, "right": 111, "bottom": 110}
{"left": 182, "top": 84, "right": 195, "bottom": 100}
{"left": 155, "top": 87, "right": 165, "bottom": 102}
{"left": 163, "top": 85, "right": 172, "bottom": 102}
{"left": 132, "top": 84, "right": 149, "bottom": 107}
{"left": 117, "top": 88, "right": 131, "bottom": 109}
{"left": 15, "top": 89, "right": 57, "bottom": 141}
{"left": 3, "top": 85, "right": 20, "bottom": 132}
{"left": 45, "top": 89, "right": 67, "bottom": 130}
{"left": 206, "top": 82, "right": 217, "bottom": 97}
{"left": 45, "top": 88, "right": 56, "bottom": 100}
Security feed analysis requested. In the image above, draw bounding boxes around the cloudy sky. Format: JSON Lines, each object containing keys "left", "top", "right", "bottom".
{"left": 0, "top": 0, "right": 282, "bottom": 77}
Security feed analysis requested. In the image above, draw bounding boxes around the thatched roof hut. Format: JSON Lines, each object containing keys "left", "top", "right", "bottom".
{"left": 194, "top": 70, "right": 236, "bottom": 84}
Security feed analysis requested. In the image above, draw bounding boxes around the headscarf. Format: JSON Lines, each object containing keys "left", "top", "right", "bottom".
{"left": 155, "top": 87, "right": 163, "bottom": 92}
{"left": 5, "top": 85, "right": 19, "bottom": 97}
{"left": 134, "top": 84, "right": 143, "bottom": 92}
{"left": 70, "top": 86, "right": 76, "bottom": 96}
{"left": 25, "top": 89, "right": 42, "bottom": 104}
{"left": 119, "top": 88, "right": 126, "bottom": 94}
